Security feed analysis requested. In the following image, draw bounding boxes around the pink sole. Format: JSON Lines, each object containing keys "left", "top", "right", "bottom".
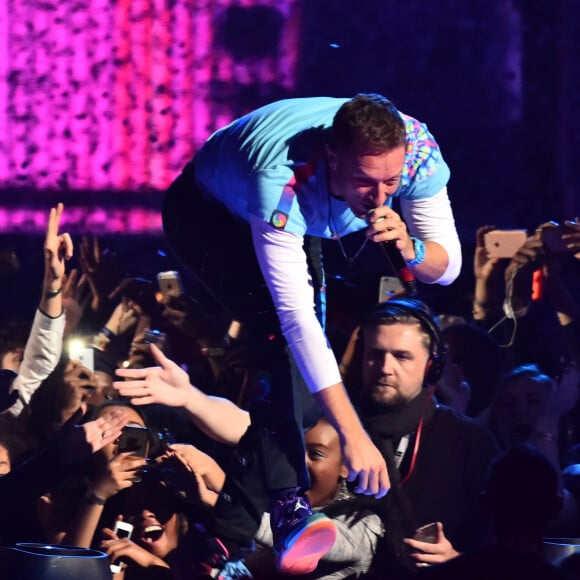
{"left": 278, "top": 519, "right": 337, "bottom": 575}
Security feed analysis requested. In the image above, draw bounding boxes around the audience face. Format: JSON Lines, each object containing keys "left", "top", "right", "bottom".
{"left": 121, "top": 480, "right": 184, "bottom": 560}
{"left": 494, "top": 374, "right": 549, "bottom": 443}
{"left": 305, "top": 419, "right": 348, "bottom": 507}
{"left": 128, "top": 506, "right": 181, "bottom": 559}
{"left": 1, "top": 347, "right": 23, "bottom": 372}
{"left": 362, "top": 322, "right": 430, "bottom": 408}
{"left": 92, "top": 370, "right": 117, "bottom": 405}
{"left": 0, "top": 443, "right": 10, "bottom": 475}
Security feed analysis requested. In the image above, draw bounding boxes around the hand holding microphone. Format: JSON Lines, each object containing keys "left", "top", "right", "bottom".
{"left": 366, "top": 209, "right": 418, "bottom": 297}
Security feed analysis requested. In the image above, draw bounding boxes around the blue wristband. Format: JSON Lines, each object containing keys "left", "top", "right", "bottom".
{"left": 406, "top": 237, "right": 426, "bottom": 267}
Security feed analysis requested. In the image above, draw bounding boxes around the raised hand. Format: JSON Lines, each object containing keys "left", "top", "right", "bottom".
{"left": 504, "top": 232, "right": 543, "bottom": 311}
{"left": 562, "top": 219, "right": 580, "bottom": 259}
{"left": 91, "top": 452, "right": 148, "bottom": 501}
{"left": 41, "top": 203, "right": 73, "bottom": 317}
{"left": 100, "top": 525, "right": 169, "bottom": 571}
{"left": 44, "top": 203, "right": 73, "bottom": 284}
{"left": 114, "top": 344, "right": 192, "bottom": 408}
{"left": 472, "top": 226, "right": 509, "bottom": 320}
{"left": 61, "top": 268, "right": 92, "bottom": 336}
{"left": 473, "top": 226, "right": 502, "bottom": 281}
{"left": 168, "top": 443, "right": 225, "bottom": 498}
{"left": 57, "top": 405, "right": 129, "bottom": 463}
{"left": 538, "top": 362, "right": 580, "bottom": 427}
{"left": 79, "top": 236, "right": 122, "bottom": 313}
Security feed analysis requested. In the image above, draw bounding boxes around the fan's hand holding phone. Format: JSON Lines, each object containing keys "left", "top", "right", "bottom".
{"left": 110, "top": 520, "right": 134, "bottom": 574}
{"left": 157, "top": 270, "right": 184, "bottom": 303}
{"left": 539, "top": 222, "right": 577, "bottom": 253}
{"left": 484, "top": 229, "right": 528, "bottom": 259}
{"left": 117, "top": 425, "right": 149, "bottom": 458}
{"left": 413, "top": 522, "right": 439, "bottom": 543}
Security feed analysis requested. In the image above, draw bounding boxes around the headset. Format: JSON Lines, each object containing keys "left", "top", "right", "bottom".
{"left": 363, "top": 297, "right": 444, "bottom": 385}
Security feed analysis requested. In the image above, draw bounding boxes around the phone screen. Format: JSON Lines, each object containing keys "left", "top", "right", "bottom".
{"left": 117, "top": 425, "right": 149, "bottom": 458}
{"left": 115, "top": 525, "right": 132, "bottom": 539}
{"left": 413, "top": 522, "right": 438, "bottom": 543}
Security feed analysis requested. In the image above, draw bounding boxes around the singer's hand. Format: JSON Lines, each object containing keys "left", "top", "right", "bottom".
{"left": 366, "top": 207, "right": 414, "bottom": 262}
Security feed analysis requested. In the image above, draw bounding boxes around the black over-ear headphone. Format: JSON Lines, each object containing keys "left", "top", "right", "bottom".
{"left": 364, "top": 298, "right": 444, "bottom": 385}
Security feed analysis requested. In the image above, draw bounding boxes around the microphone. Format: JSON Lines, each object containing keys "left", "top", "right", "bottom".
{"left": 366, "top": 211, "right": 418, "bottom": 296}
{"left": 379, "top": 240, "right": 418, "bottom": 297}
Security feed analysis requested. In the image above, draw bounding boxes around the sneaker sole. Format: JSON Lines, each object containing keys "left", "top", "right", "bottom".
{"left": 277, "top": 514, "right": 337, "bottom": 575}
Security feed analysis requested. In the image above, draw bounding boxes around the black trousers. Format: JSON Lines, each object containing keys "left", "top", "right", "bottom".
{"left": 162, "top": 163, "right": 323, "bottom": 545}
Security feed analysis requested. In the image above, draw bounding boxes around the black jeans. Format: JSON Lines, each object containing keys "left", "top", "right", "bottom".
{"left": 162, "top": 163, "right": 323, "bottom": 545}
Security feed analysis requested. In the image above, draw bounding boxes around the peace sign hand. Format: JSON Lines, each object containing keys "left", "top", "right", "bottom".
{"left": 44, "top": 203, "right": 73, "bottom": 285}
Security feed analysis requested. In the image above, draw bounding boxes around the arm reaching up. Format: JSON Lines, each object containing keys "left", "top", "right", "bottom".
{"left": 114, "top": 344, "right": 251, "bottom": 445}
{"left": 9, "top": 203, "right": 72, "bottom": 416}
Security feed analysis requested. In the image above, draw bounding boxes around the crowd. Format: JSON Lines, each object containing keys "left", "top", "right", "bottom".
{"left": 0, "top": 93, "right": 579, "bottom": 580}
{"left": 0, "top": 202, "right": 578, "bottom": 579}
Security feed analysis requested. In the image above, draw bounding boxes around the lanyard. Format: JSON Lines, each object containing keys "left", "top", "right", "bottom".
{"left": 397, "top": 386, "right": 434, "bottom": 486}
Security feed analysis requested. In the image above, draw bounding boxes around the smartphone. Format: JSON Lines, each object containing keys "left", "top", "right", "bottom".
{"left": 378, "top": 275, "right": 405, "bottom": 302}
{"left": 67, "top": 340, "right": 95, "bottom": 373}
{"left": 110, "top": 520, "right": 134, "bottom": 573}
{"left": 413, "top": 522, "right": 438, "bottom": 543}
{"left": 117, "top": 425, "right": 149, "bottom": 458}
{"left": 541, "top": 225, "right": 572, "bottom": 253}
{"left": 157, "top": 270, "right": 184, "bottom": 302}
{"left": 143, "top": 329, "right": 167, "bottom": 351}
{"left": 484, "top": 229, "right": 527, "bottom": 259}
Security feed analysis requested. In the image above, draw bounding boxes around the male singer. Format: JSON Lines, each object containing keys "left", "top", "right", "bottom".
{"left": 162, "top": 94, "right": 461, "bottom": 577}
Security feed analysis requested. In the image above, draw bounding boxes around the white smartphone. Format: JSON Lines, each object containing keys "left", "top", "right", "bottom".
{"left": 484, "top": 229, "right": 527, "bottom": 259}
{"left": 67, "top": 340, "right": 94, "bottom": 373}
{"left": 78, "top": 347, "right": 95, "bottom": 373}
{"left": 110, "top": 520, "right": 134, "bottom": 574}
{"left": 156, "top": 270, "right": 184, "bottom": 302}
{"left": 378, "top": 275, "right": 405, "bottom": 302}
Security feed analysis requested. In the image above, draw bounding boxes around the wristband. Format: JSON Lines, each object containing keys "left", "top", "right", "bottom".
{"left": 100, "top": 326, "right": 115, "bottom": 340}
{"left": 45, "top": 287, "right": 62, "bottom": 299}
{"left": 406, "top": 237, "right": 426, "bottom": 267}
{"left": 91, "top": 334, "right": 110, "bottom": 351}
{"left": 85, "top": 491, "right": 106, "bottom": 506}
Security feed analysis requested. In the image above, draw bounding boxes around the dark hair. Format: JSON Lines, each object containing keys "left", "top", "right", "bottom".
{"left": 483, "top": 444, "right": 561, "bottom": 535}
{"left": 0, "top": 413, "right": 33, "bottom": 467}
{"left": 330, "top": 93, "right": 406, "bottom": 153}
{"left": 362, "top": 298, "right": 441, "bottom": 358}
{"left": 441, "top": 322, "right": 501, "bottom": 417}
{"left": 342, "top": 298, "right": 444, "bottom": 396}
{"left": 0, "top": 321, "right": 30, "bottom": 362}
{"left": 500, "top": 363, "right": 551, "bottom": 388}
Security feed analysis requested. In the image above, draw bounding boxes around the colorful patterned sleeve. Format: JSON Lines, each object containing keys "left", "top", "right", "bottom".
{"left": 397, "top": 114, "right": 451, "bottom": 201}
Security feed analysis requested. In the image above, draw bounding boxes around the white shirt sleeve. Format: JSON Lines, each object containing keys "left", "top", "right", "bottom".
{"left": 400, "top": 186, "right": 462, "bottom": 285}
{"left": 250, "top": 215, "right": 342, "bottom": 393}
{"left": 8, "top": 308, "right": 65, "bottom": 416}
